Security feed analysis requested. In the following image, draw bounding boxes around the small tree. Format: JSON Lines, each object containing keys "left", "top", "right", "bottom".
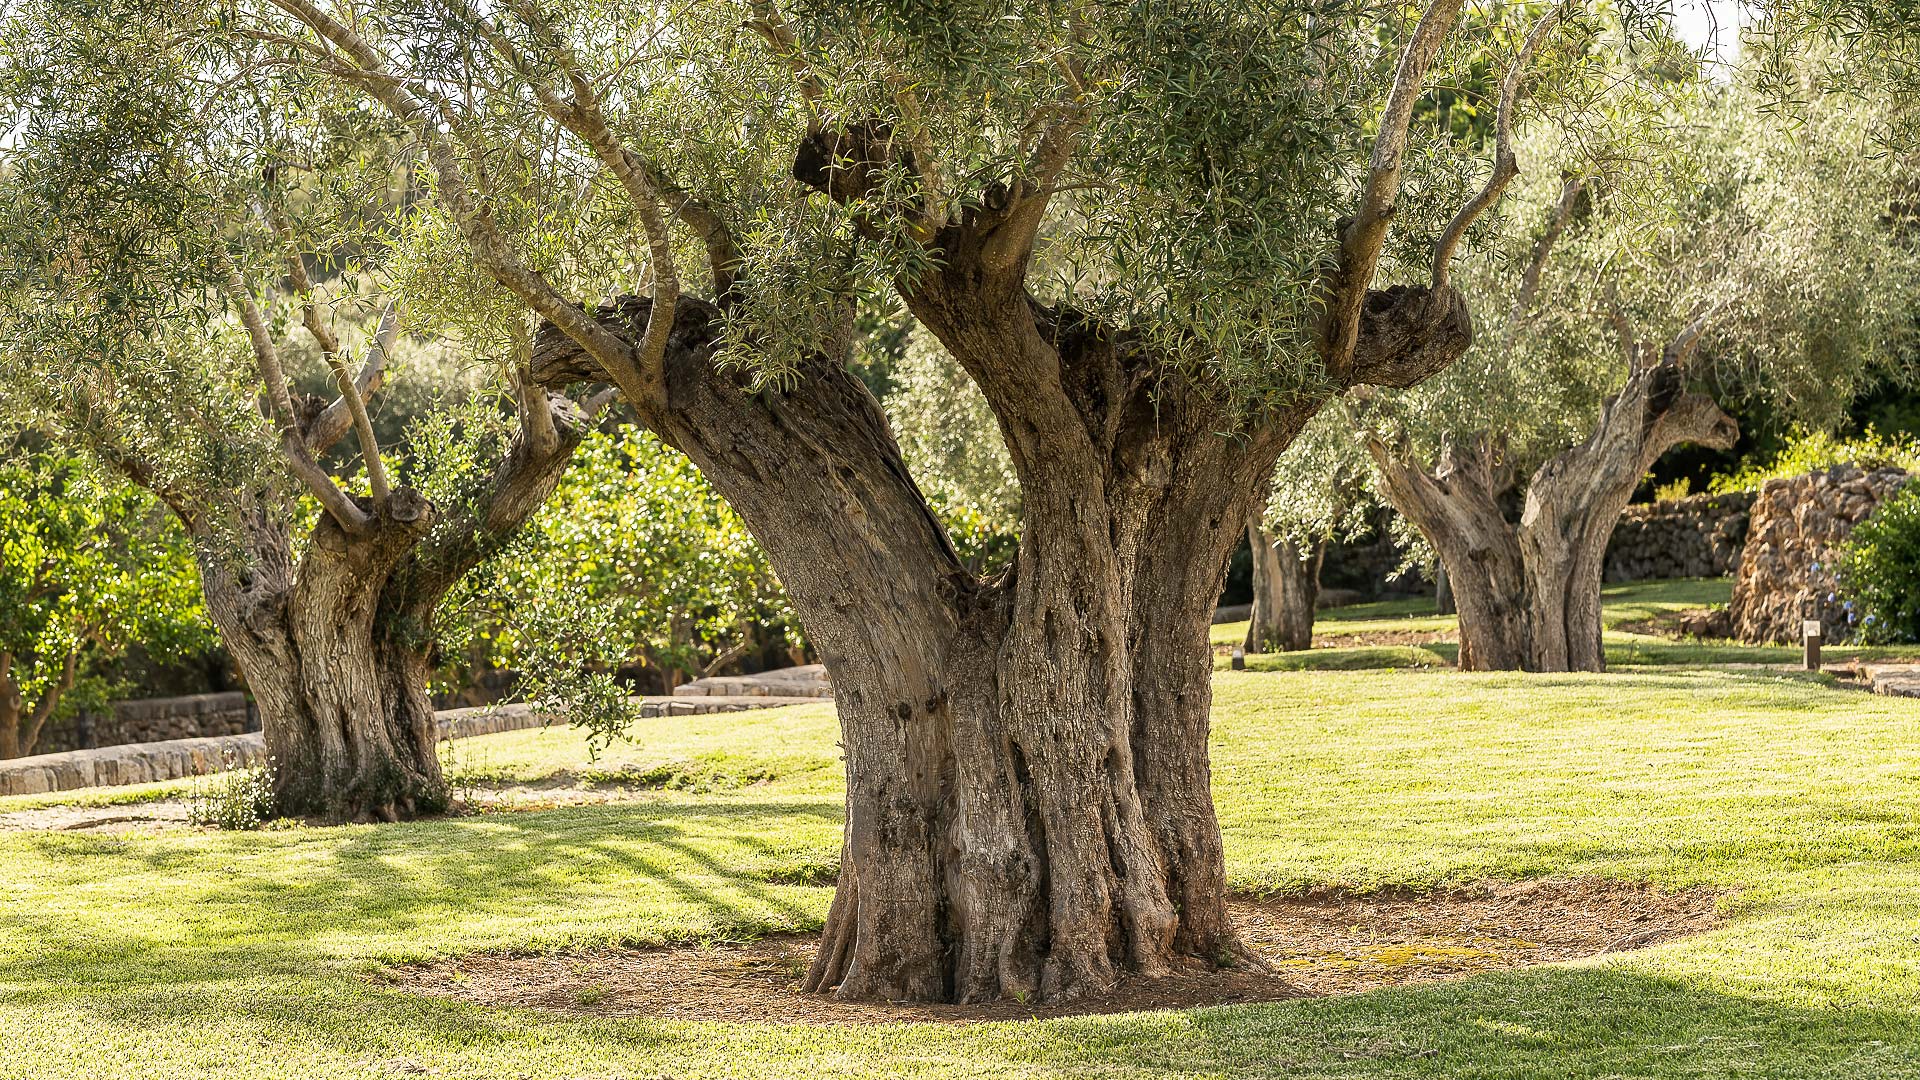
{"left": 1246, "top": 413, "right": 1380, "bottom": 652}
{"left": 1358, "top": 81, "right": 1918, "bottom": 671}
{"left": 0, "top": 2, "right": 601, "bottom": 820}
{"left": 0, "top": 447, "right": 213, "bottom": 757}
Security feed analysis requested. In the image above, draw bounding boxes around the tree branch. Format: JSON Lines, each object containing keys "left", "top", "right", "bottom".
{"left": 1319, "top": 0, "right": 1468, "bottom": 378}
{"left": 747, "top": 0, "right": 825, "bottom": 132}
{"left": 1506, "top": 174, "right": 1586, "bottom": 334}
{"left": 306, "top": 303, "right": 398, "bottom": 454}
{"left": 1431, "top": 2, "right": 1570, "bottom": 290}
{"left": 453, "top": 0, "right": 679, "bottom": 407}
{"left": 217, "top": 256, "right": 372, "bottom": 534}
{"left": 21, "top": 649, "right": 77, "bottom": 757}
{"left": 1661, "top": 300, "right": 1730, "bottom": 367}
{"left": 274, "top": 218, "right": 393, "bottom": 510}
{"left": 1603, "top": 275, "right": 1640, "bottom": 369}
{"left": 268, "top": 0, "right": 662, "bottom": 419}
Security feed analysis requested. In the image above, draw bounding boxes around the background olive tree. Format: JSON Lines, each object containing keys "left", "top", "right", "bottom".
{"left": 1354, "top": 78, "right": 1919, "bottom": 671}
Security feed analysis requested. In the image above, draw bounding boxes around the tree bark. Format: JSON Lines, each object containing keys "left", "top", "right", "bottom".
{"left": 1244, "top": 513, "right": 1322, "bottom": 653}
{"left": 1372, "top": 362, "right": 1737, "bottom": 672}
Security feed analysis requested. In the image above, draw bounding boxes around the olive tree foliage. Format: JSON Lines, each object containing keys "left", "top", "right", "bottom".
{"left": 884, "top": 326, "right": 1021, "bottom": 570}
{"left": 0, "top": 445, "right": 215, "bottom": 758}
{"left": 0, "top": 0, "right": 606, "bottom": 821}
{"left": 179, "top": 0, "right": 1665, "bottom": 1003}
{"left": 1356, "top": 79, "right": 1920, "bottom": 671}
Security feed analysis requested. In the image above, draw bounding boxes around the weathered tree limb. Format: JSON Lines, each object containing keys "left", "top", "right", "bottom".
{"left": 217, "top": 258, "right": 373, "bottom": 534}
{"left": 1319, "top": 0, "right": 1468, "bottom": 379}
{"left": 1432, "top": 2, "right": 1571, "bottom": 289}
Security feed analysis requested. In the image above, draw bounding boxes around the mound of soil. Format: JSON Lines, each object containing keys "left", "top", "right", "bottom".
{"left": 391, "top": 878, "right": 1721, "bottom": 1025}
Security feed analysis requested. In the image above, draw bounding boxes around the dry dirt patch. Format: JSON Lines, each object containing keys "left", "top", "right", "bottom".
{"left": 391, "top": 879, "right": 1721, "bottom": 1025}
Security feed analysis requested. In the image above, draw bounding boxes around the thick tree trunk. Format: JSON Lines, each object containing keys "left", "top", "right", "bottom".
{"left": 531, "top": 235, "right": 1471, "bottom": 1003}
{"left": 173, "top": 402, "right": 585, "bottom": 822}
{"left": 1372, "top": 363, "right": 1737, "bottom": 672}
{"left": 193, "top": 498, "right": 445, "bottom": 821}
{"left": 1244, "top": 514, "right": 1322, "bottom": 653}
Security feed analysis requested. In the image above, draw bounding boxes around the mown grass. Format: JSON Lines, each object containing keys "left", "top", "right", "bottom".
{"left": 1216, "top": 577, "right": 1920, "bottom": 669}
{"left": 6, "top": 611, "right": 1920, "bottom": 1075}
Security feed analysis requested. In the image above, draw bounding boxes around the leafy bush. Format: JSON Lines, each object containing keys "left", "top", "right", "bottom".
{"left": 1711, "top": 426, "right": 1920, "bottom": 494}
{"left": 1839, "top": 479, "right": 1920, "bottom": 643}
{"left": 185, "top": 752, "right": 276, "bottom": 830}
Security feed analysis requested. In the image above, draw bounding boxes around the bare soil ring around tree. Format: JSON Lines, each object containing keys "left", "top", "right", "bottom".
{"left": 388, "top": 878, "right": 1722, "bottom": 1025}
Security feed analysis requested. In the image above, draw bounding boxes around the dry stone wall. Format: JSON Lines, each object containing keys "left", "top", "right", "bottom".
{"left": 38, "top": 692, "right": 254, "bottom": 754}
{"left": 1603, "top": 491, "right": 1754, "bottom": 583}
{"left": 1729, "top": 465, "right": 1910, "bottom": 644}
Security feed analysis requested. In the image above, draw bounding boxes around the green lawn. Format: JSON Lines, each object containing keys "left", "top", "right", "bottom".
{"left": 7, "top": 647, "right": 1920, "bottom": 1075}
{"left": 1216, "top": 577, "right": 1920, "bottom": 669}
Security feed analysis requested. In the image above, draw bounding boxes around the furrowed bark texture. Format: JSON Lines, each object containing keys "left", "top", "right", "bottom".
{"left": 1373, "top": 362, "right": 1737, "bottom": 672}
{"left": 170, "top": 405, "right": 585, "bottom": 822}
{"left": 1244, "top": 513, "right": 1322, "bottom": 653}
{"left": 532, "top": 250, "right": 1473, "bottom": 1003}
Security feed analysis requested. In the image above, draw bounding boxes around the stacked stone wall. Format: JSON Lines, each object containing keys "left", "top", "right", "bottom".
{"left": 37, "top": 692, "right": 253, "bottom": 754}
{"left": 1604, "top": 491, "right": 1755, "bottom": 582}
{"left": 1729, "top": 466, "right": 1910, "bottom": 644}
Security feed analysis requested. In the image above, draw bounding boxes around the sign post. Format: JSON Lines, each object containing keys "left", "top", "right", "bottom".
{"left": 1801, "top": 592, "right": 1824, "bottom": 672}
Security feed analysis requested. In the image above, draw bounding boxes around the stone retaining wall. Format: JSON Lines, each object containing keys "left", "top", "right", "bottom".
{"left": 39, "top": 692, "right": 254, "bottom": 754}
{"left": 1604, "top": 491, "right": 1755, "bottom": 583}
{"left": 0, "top": 693, "right": 828, "bottom": 798}
{"left": 1730, "top": 465, "right": 1910, "bottom": 644}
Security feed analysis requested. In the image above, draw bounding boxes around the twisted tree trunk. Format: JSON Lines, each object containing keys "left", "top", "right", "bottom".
{"left": 1244, "top": 512, "right": 1322, "bottom": 653}
{"left": 1372, "top": 361, "right": 1737, "bottom": 672}
{"left": 171, "top": 401, "right": 586, "bottom": 822}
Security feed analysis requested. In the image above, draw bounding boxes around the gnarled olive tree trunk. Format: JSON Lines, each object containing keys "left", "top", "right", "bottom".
{"left": 1244, "top": 512, "right": 1322, "bottom": 653}
{"left": 533, "top": 266, "right": 1471, "bottom": 1002}
{"left": 1372, "top": 361, "right": 1737, "bottom": 672}
{"left": 170, "top": 403, "right": 585, "bottom": 822}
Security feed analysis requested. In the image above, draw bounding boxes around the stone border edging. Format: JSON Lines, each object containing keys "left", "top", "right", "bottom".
{"left": 0, "top": 693, "right": 830, "bottom": 798}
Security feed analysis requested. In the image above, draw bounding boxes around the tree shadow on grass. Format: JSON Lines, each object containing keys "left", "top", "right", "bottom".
{"left": 4, "top": 797, "right": 844, "bottom": 989}
{"left": 11, "top": 945, "right": 1920, "bottom": 1077}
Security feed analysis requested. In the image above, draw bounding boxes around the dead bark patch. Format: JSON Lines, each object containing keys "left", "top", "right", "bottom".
{"left": 388, "top": 878, "right": 1721, "bottom": 1025}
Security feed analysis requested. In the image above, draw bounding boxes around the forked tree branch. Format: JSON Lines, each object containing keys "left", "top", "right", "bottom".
{"left": 272, "top": 215, "right": 393, "bottom": 510}
{"left": 1319, "top": 0, "right": 1468, "bottom": 378}
{"left": 1431, "top": 2, "right": 1571, "bottom": 290}
{"left": 451, "top": 0, "right": 679, "bottom": 407}
{"left": 1661, "top": 299, "right": 1730, "bottom": 367}
{"left": 217, "top": 256, "right": 372, "bottom": 533}
{"left": 306, "top": 303, "right": 399, "bottom": 454}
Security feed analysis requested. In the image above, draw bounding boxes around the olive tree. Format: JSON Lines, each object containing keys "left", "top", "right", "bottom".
{"left": 208, "top": 0, "right": 1628, "bottom": 1002}
{"left": 0, "top": 1, "right": 602, "bottom": 820}
{"left": 1248, "top": 411, "right": 1384, "bottom": 651}
{"left": 1358, "top": 84, "right": 1919, "bottom": 671}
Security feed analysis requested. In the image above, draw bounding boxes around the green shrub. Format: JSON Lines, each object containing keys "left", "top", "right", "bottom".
{"left": 1711, "top": 426, "right": 1920, "bottom": 494}
{"left": 1839, "top": 479, "right": 1920, "bottom": 643}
